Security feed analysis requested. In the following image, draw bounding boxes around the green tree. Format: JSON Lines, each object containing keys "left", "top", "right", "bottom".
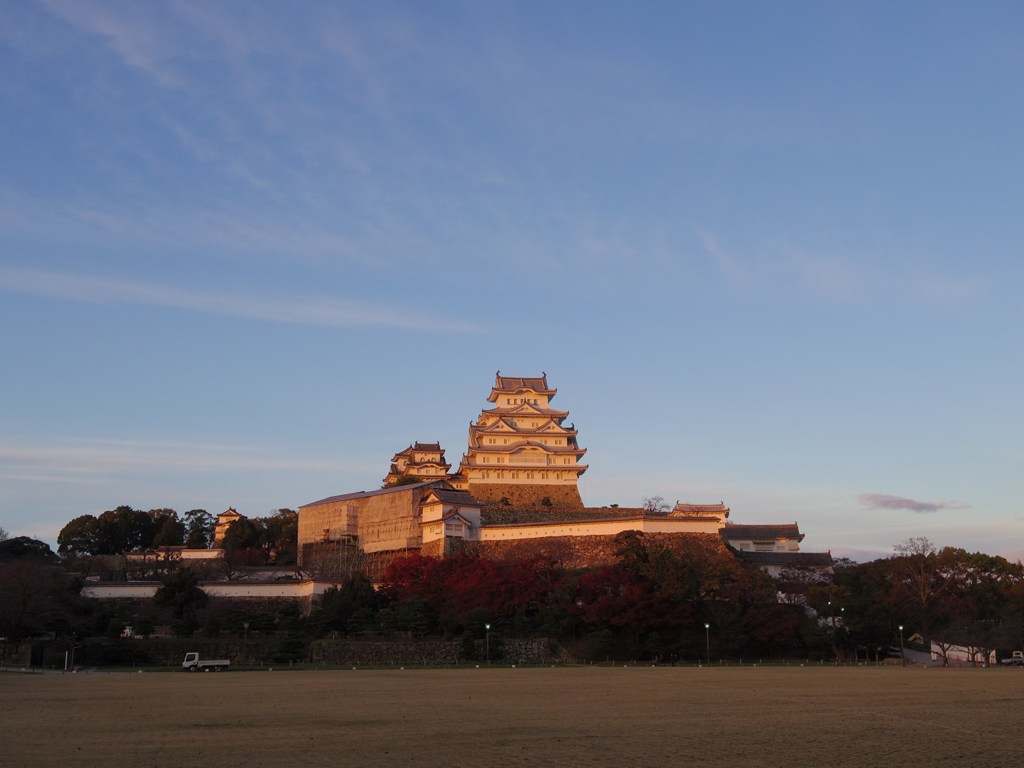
{"left": 57, "top": 515, "right": 100, "bottom": 557}
{"left": 183, "top": 509, "right": 214, "bottom": 548}
{"left": 151, "top": 512, "right": 185, "bottom": 547}
{"left": 889, "top": 537, "right": 956, "bottom": 637}
{"left": 0, "top": 536, "right": 59, "bottom": 563}
{"left": 316, "top": 574, "right": 380, "bottom": 634}
{"left": 94, "top": 506, "right": 154, "bottom": 554}
{"left": 263, "top": 509, "right": 298, "bottom": 564}
{"left": 221, "top": 517, "right": 263, "bottom": 551}
{"left": 154, "top": 567, "right": 208, "bottom": 620}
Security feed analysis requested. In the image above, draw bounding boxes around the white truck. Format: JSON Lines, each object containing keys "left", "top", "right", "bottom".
{"left": 1000, "top": 651, "right": 1024, "bottom": 666}
{"left": 181, "top": 652, "right": 230, "bottom": 672}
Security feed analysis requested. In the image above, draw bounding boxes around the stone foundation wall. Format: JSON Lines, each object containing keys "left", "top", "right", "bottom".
{"left": 469, "top": 482, "right": 584, "bottom": 509}
{"left": 462, "top": 531, "right": 725, "bottom": 570}
{"left": 311, "top": 531, "right": 727, "bottom": 578}
{"left": 362, "top": 549, "right": 421, "bottom": 582}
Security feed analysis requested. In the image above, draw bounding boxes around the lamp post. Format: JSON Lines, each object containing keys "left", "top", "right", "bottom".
{"left": 242, "top": 621, "right": 249, "bottom": 665}
{"left": 839, "top": 607, "right": 845, "bottom": 662}
{"left": 828, "top": 599, "right": 836, "bottom": 662}
{"left": 704, "top": 623, "right": 711, "bottom": 665}
{"left": 485, "top": 623, "right": 491, "bottom": 664}
{"left": 898, "top": 624, "right": 905, "bottom": 667}
{"left": 68, "top": 643, "right": 83, "bottom": 672}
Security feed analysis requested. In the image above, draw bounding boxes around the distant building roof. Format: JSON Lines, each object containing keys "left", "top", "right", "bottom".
{"left": 489, "top": 371, "right": 556, "bottom": 400}
{"left": 671, "top": 502, "right": 730, "bottom": 518}
{"left": 301, "top": 479, "right": 449, "bottom": 508}
{"left": 722, "top": 523, "right": 804, "bottom": 542}
{"left": 740, "top": 551, "right": 833, "bottom": 568}
{"left": 424, "top": 488, "right": 481, "bottom": 506}
{"left": 393, "top": 442, "right": 444, "bottom": 458}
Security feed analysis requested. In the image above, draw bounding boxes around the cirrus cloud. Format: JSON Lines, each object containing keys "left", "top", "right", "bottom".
{"left": 0, "top": 267, "right": 479, "bottom": 333}
{"left": 857, "top": 493, "right": 970, "bottom": 514}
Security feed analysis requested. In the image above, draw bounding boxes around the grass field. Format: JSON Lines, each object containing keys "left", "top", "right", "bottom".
{"left": 2, "top": 666, "right": 1022, "bottom": 767}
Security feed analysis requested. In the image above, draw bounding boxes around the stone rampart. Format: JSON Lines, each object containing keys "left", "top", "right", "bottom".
{"left": 469, "top": 482, "right": 583, "bottom": 509}
{"left": 462, "top": 531, "right": 725, "bottom": 570}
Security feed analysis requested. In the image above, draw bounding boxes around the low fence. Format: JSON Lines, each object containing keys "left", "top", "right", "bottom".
{"left": 310, "top": 637, "right": 556, "bottom": 666}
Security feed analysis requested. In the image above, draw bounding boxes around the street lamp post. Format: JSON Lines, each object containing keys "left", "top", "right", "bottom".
{"left": 704, "top": 623, "right": 711, "bottom": 665}
{"left": 839, "top": 607, "right": 845, "bottom": 662}
{"left": 242, "top": 621, "right": 249, "bottom": 665}
{"left": 828, "top": 599, "right": 836, "bottom": 662}
{"left": 898, "top": 624, "right": 905, "bottom": 667}
{"left": 67, "top": 643, "right": 83, "bottom": 672}
{"left": 485, "top": 623, "right": 491, "bottom": 664}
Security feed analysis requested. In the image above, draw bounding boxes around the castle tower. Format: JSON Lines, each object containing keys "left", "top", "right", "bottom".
{"left": 213, "top": 507, "right": 242, "bottom": 548}
{"left": 383, "top": 442, "right": 452, "bottom": 485}
{"left": 457, "top": 372, "right": 588, "bottom": 508}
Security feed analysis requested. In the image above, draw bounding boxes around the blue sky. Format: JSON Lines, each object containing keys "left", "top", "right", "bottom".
{"left": 1, "top": 1, "right": 1021, "bottom": 561}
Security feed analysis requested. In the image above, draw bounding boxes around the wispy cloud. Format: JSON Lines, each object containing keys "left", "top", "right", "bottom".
{"left": 700, "top": 231, "right": 986, "bottom": 306}
{"left": 0, "top": 437, "right": 341, "bottom": 476}
{"left": 40, "top": 0, "right": 183, "bottom": 87}
{"left": 857, "top": 493, "right": 970, "bottom": 514}
{"left": 700, "top": 231, "right": 864, "bottom": 298}
{"left": 0, "top": 267, "right": 478, "bottom": 333}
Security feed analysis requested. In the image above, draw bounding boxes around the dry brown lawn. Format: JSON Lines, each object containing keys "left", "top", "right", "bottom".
{"left": 2, "top": 666, "right": 1023, "bottom": 767}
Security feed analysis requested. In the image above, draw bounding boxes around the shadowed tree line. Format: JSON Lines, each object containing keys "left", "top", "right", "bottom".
{"left": 56, "top": 505, "right": 298, "bottom": 568}
{"left": 817, "top": 538, "right": 1024, "bottom": 664}
{"left": 289, "top": 533, "right": 813, "bottom": 662}
{"left": 5, "top": 523, "right": 1024, "bottom": 666}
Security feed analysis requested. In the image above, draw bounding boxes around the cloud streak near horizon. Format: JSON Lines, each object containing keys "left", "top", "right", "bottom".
{"left": 0, "top": 437, "right": 344, "bottom": 476}
{"left": 0, "top": 267, "right": 478, "bottom": 333}
{"left": 857, "top": 493, "right": 969, "bottom": 514}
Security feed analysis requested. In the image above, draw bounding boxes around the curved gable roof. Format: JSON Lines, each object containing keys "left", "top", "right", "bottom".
{"left": 488, "top": 371, "right": 556, "bottom": 401}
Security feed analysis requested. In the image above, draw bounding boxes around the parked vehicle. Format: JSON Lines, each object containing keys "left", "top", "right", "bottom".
{"left": 181, "top": 652, "right": 230, "bottom": 672}
{"left": 999, "top": 651, "right": 1024, "bottom": 666}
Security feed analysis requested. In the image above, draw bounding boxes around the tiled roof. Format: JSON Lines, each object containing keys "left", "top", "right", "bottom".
{"left": 474, "top": 417, "right": 573, "bottom": 433}
{"left": 722, "top": 524, "right": 804, "bottom": 542}
{"left": 494, "top": 371, "right": 552, "bottom": 390}
{"left": 302, "top": 479, "right": 447, "bottom": 507}
{"left": 741, "top": 551, "right": 833, "bottom": 567}
{"left": 489, "top": 371, "right": 556, "bottom": 399}
{"left": 481, "top": 405, "right": 569, "bottom": 418}
{"left": 671, "top": 502, "right": 730, "bottom": 517}
{"left": 393, "top": 442, "right": 445, "bottom": 458}
{"left": 425, "top": 488, "right": 481, "bottom": 506}
{"left": 463, "top": 440, "right": 586, "bottom": 455}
